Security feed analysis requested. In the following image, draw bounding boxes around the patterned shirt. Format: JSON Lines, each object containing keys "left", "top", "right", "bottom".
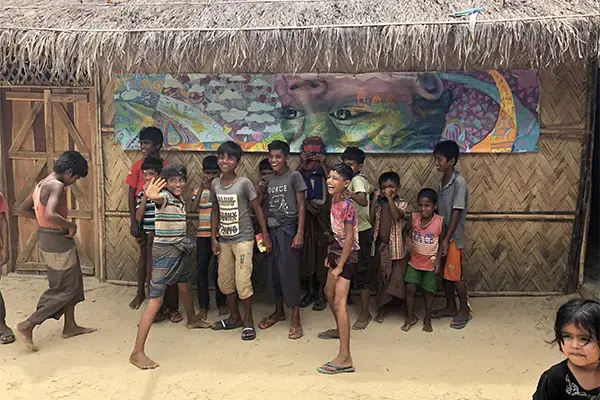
{"left": 196, "top": 189, "right": 212, "bottom": 238}
{"left": 136, "top": 191, "right": 156, "bottom": 232}
{"left": 409, "top": 212, "right": 444, "bottom": 271}
{"left": 330, "top": 198, "right": 360, "bottom": 251}
{"left": 154, "top": 190, "right": 187, "bottom": 244}
{"left": 371, "top": 197, "right": 408, "bottom": 260}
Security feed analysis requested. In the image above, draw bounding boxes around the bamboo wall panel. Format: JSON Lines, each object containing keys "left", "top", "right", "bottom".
{"left": 100, "top": 62, "right": 591, "bottom": 292}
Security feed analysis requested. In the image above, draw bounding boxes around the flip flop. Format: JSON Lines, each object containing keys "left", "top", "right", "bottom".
{"left": 317, "top": 362, "right": 355, "bottom": 375}
{"left": 288, "top": 327, "right": 304, "bottom": 340}
{"left": 450, "top": 315, "right": 472, "bottom": 330}
{"left": 431, "top": 310, "right": 457, "bottom": 319}
{"left": 317, "top": 329, "right": 339, "bottom": 339}
{"left": 0, "top": 331, "right": 15, "bottom": 345}
{"left": 169, "top": 311, "right": 183, "bottom": 324}
{"left": 258, "top": 315, "right": 286, "bottom": 330}
{"left": 241, "top": 326, "right": 256, "bottom": 341}
{"left": 212, "top": 319, "right": 243, "bottom": 331}
{"left": 312, "top": 297, "right": 327, "bottom": 311}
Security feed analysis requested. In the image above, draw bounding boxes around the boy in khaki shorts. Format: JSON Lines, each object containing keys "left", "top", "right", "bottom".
{"left": 210, "top": 141, "right": 271, "bottom": 341}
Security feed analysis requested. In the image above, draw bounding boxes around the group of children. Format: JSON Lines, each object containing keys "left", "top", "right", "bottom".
{"left": 0, "top": 129, "right": 597, "bottom": 396}
{"left": 119, "top": 126, "right": 473, "bottom": 372}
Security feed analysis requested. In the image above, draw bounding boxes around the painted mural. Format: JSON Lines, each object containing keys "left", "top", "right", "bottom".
{"left": 114, "top": 71, "right": 540, "bottom": 153}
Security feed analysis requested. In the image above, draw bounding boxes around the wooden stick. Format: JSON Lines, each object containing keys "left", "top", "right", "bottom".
{"left": 0, "top": 92, "right": 9, "bottom": 275}
{"left": 95, "top": 73, "right": 107, "bottom": 282}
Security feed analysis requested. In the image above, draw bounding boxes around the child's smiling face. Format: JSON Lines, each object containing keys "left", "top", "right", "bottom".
{"left": 561, "top": 323, "right": 600, "bottom": 368}
{"left": 140, "top": 139, "right": 159, "bottom": 158}
{"left": 327, "top": 170, "right": 350, "bottom": 196}
{"left": 166, "top": 176, "right": 186, "bottom": 197}
{"left": 217, "top": 153, "right": 238, "bottom": 174}
{"left": 418, "top": 196, "right": 436, "bottom": 219}
{"left": 434, "top": 153, "right": 454, "bottom": 172}
{"left": 268, "top": 149, "right": 287, "bottom": 174}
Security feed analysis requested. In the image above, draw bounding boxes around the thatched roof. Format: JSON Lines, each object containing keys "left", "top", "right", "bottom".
{"left": 1, "top": 0, "right": 599, "bottom": 84}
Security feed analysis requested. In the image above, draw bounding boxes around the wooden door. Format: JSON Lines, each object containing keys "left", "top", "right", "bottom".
{"left": 0, "top": 88, "right": 100, "bottom": 276}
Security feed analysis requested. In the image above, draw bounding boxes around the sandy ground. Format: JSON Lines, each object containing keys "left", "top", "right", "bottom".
{"left": 0, "top": 275, "right": 572, "bottom": 400}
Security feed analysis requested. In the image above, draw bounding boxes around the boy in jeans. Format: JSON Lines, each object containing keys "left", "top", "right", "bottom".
{"left": 341, "top": 147, "right": 374, "bottom": 330}
{"left": 257, "top": 140, "right": 306, "bottom": 340}
{"left": 210, "top": 141, "right": 271, "bottom": 341}
{"left": 191, "top": 156, "right": 228, "bottom": 321}
{"left": 431, "top": 140, "right": 471, "bottom": 329}
{"left": 130, "top": 164, "right": 210, "bottom": 370}
{"left": 126, "top": 127, "right": 169, "bottom": 310}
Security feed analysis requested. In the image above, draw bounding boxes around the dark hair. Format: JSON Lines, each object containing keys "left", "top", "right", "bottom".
{"left": 141, "top": 157, "right": 163, "bottom": 174}
{"left": 553, "top": 299, "right": 600, "bottom": 353}
{"left": 202, "top": 155, "right": 219, "bottom": 171}
{"left": 268, "top": 140, "right": 290, "bottom": 156}
{"left": 54, "top": 150, "right": 88, "bottom": 178}
{"left": 417, "top": 188, "right": 438, "bottom": 204}
{"left": 161, "top": 163, "right": 187, "bottom": 181}
{"left": 341, "top": 146, "right": 366, "bottom": 164}
{"left": 217, "top": 141, "right": 242, "bottom": 162}
{"left": 379, "top": 171, "right": 400, "bottom": 188}
{"left": 139, "top": 127, "right": 164, "bottom": 150}
{"left": 259, "top": 158, "right": 273, "bottom": 172}
{"left": 433, "top": 140, "right": 460, "bottom": 166}
{"left": 331, "top": 163, "right": 354, "bottom": 181}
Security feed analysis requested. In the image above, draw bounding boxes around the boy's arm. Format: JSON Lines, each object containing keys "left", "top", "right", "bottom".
{"left": 370, "top": 191, "right": 380, "bottom": 222}
{"left": 17, "top": 194, "right": 36, "bottom": 220}
{"left": 435, "top": 223, "right": 447, "bottom": 274}
{"left": 251, "top": 198, "right": 272, "bottom": 253}
{"left": 210, "top": 202, "right": 220, "bottom": 255}
{"left": 144, "top": 178, "right": 166, "bottom": 205}
{"left": 442, "top": 210, "right": 461, "bottom": 254}
{"left": 135, "top": 195, "right": 147, "bottom": 222}
{"left": 403, "top": 213, "right": 413, "bottom": 250}
{"left": 442, "top": 178, "right": 467, "bottom": 255}
{"left": 332, "top": 221, "right": 354, "bottom": 277}
{"left": 387, "top": 197, "right": 406, "bottom": 222}
{"left": 191, "top": 183, "right": 204, "bottom": 213}
{"left": 346, "top": 191, "right": 368, "bottom": 207}
{"left": 0, "top": 211, "right": 8, "bottom": 266}
{"left": 128, "top": 186, "right": 140, "bottom": 238}
{"left": 292, "top": 191, "right": 306, "bottom": 248}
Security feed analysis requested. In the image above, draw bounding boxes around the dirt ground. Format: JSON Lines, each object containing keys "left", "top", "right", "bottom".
{"left": 0, "top": 275, "right": 571, "bottom": 400}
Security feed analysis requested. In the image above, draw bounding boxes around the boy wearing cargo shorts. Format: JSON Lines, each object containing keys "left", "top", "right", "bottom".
{"left": 210, "top": 141, "right": 272, "bottom": 341}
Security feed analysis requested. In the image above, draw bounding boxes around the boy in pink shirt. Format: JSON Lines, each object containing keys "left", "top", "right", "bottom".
{"left": 403, "top": 188, "right": 445, "bottom": 333}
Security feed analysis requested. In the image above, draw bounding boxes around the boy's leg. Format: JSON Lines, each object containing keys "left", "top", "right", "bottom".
{"left": 262, "top": 229, "right": 285, "bottom": 328}
{"left": 130, "top": 296, "right": 164, "bottom": 370}
{"left": 421, "top": 271, "right": 438, "bottom": 333}
{"left": 214, "top": 242, "right": 243, "bottom": 327}
{"left": 129, "top": 236, "right": 147, "bottom": 309}
{"left": 213, "top": 257, "right": 228, "bottom": 313}
{"left": 178, "top": 282, "right": 211, "bottom": 329}
{"left": 0, "top": 289, "right": 15, "bottom": 344}
{"left": 196, "top": 237, "right": 211, "bottom": 320}
{"left": 233, "top": 241, "right": 256, "bottom": 340}
{"left": 352, "top": 229, "right": 373, "bottom": 330}
{"left": 278, "top": 226, "right": 302, "bottom": 337}
{"left": 319, "top": 274, "right": 353, "bottom": 372}
{"left": 62, "top": 302, "right": 97, "bottom": 339}
{"left": 317, "top": 267, "right": 340, "bottom": 339}
{"left": 455, "top": 280, "right": 469, "bottom": 318}
{"left": 402, "top": 265, "right": 422, "bottom": 332}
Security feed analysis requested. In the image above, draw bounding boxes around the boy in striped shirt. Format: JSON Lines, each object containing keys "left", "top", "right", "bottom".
{"left": 191, "top": 156, "right": 227, "bottom": 321}
{"left": 130, "top": 164, "right": 210, "bottom": 370}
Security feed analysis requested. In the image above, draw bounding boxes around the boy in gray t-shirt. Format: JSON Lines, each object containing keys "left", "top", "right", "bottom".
{"left": 432, "top": 140, "right": 471, "bottom": 330}
{"left": 210, "top": 141, "right": 271, "bottom": 341}
{"left": 258, "top": 140, "right": 307, "bottom": 340}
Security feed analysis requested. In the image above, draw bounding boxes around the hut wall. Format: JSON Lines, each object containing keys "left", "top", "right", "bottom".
{"left": 99, "top": 63, "right": 591, "bottom": 293}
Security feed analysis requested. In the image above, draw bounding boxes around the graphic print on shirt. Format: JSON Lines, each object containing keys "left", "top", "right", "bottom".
{"left": 268, "top": 184, "right": 289, "bottom": 213}
{"left": 217, "top": 193, "right": 240, "bottom": 237}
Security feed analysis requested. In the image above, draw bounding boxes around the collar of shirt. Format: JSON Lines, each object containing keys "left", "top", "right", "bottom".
{"left": 440, "top": 171, "right": 459, "bottom": 192}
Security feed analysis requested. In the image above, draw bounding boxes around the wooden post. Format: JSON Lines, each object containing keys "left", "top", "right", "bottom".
{"left": 43, "top": 90, "right": 54, "bottom": 170}
{"left": 94, "top": 72, "right": 107, "bottom": 282}
{"left": 0, "top": 90, "right": 10, "bottom": 275}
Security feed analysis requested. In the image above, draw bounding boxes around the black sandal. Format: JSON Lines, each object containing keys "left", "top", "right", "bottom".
{"left": 312, "top": 297, "right": 327, "bottom": 311}
{"left": 241, "top": 325, "right": 256, "bottom": 341}
{"left": 300, "top": 293, "right": 316, "bottom": 308}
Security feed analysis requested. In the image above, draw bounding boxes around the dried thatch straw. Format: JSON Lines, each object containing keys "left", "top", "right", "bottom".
{"left": 1, "top": 0, "right": 599, "bottom": 85}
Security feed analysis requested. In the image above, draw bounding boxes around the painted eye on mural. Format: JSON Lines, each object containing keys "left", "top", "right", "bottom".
{"left": 329, "top": 108, "right": 367, "bottom": 121}
{"left": 281, "top": 107, "right": 305, "bottom": 120}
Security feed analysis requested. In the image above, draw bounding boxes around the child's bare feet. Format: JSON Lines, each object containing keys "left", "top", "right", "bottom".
{"left": 197, "top": 309, "right": 208, "bottom": 321}
{"left": 352, "top": 312, "right": 372, "bottom": 330}
{"left": 129, "top": 294, "right": 145, "bottom": 310}
{"left": 423, "top": 318, "right": 433, "bottom": 333}
{"left": 62, "top": 326, "right": 98, "bottom": 339}
{"left": 374, "top": 309, "right": 387, "bottom": 324}
{"left": 401, "top": 316, "right": 419, "bottom": 332}
{"left": 186, "top": 319, "right": 212, "bottom": 329}
{"left": 15, "top": 322, "right": 38, "bottom": 352}
{"left": 129, "top": 351, "right": 159, "bottom": 370}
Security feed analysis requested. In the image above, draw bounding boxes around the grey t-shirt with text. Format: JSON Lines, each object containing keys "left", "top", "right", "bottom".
{"left": 210, "top": 176, "right": 257, "bottom": 242}
{"left": 265, "top": 170, "right": 307, "bottom": 228}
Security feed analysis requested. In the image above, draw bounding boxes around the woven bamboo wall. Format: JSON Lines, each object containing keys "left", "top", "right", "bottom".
{"left": 99, "top": 63, "right": 590, "bottom": 292}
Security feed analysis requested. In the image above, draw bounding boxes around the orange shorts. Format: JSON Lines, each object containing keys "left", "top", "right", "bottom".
{"left": 443, "top": 241, "right": 463, "bottom": 282}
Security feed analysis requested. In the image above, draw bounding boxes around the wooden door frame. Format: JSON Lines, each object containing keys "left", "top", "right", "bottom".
{"left": 0, "top": 85, "right": 103, "bottom": 280}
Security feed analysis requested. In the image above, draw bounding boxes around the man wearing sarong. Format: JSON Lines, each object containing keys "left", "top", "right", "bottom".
{"left": 15, "top": 151, "right": 96, "bottom": 351}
